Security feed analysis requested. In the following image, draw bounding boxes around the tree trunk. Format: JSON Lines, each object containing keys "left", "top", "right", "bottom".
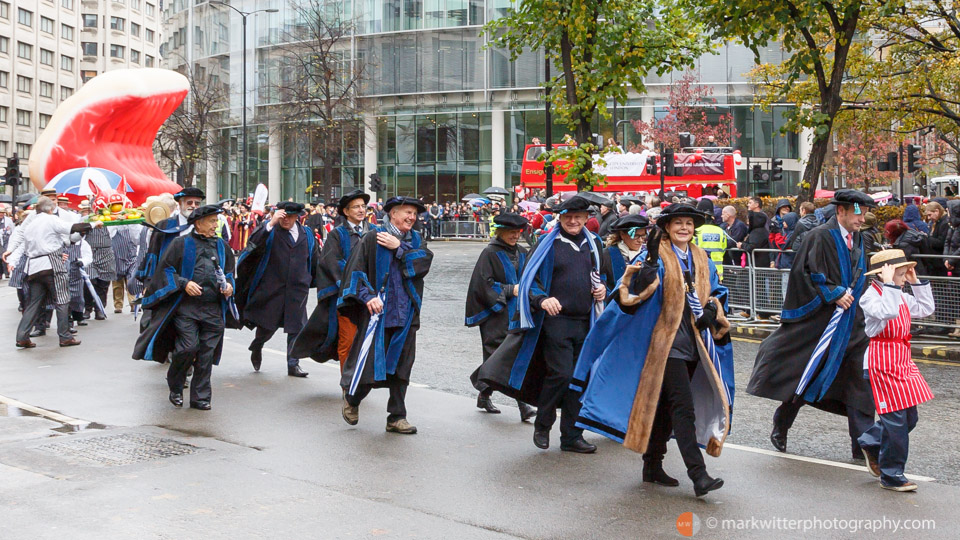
{"left": 576, "top": 118, "right": 593, "bottom": 192}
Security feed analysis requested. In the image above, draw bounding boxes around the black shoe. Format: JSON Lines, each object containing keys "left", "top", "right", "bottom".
{"left": 94, "top": 313, "right": 106, "bottom": 321}
{"left": 189, "top": 401, "right": 212, "bottom": 410}
{"left": 533, "top": 430, "right": 550, "bottom": 450}
{"left": 560, "top": 437, "right": 597, "bottom": 454}
{"left": 76, "top": 320, "right": 88, "bottom": 327}
{"left": 693, "top": 475, "right": 724, "bottom": 497}
{"left": 477, "top": 394, "right": 501, "bottom": 414}
{"left": 169, "top": 392, "right": 183, "bottom": 408}
{"left": 518, "top": 402, "right": 536, "bottom": 423}
{"left": 287, "top": 365, "right": 308, "bottom": 378}
{"left": 69, "top": 328, "right": 78, "bottom": 334}
{"left": 82, "top": 312, "right": 91, "bottom": 320}
{"left": 642, "top": 462, "right": 680, "bottom": 487}
{"left": 29, "top": 329, "right": 46, "bottom": 338}
{"left": 770, "top": 425, "right": 787, "bottom": 453}
{"left": 250, "top": 348, "right": 262, "bottom": 372}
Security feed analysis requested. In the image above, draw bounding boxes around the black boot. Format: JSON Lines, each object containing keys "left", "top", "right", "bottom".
{"left": 477, "top": 394, "right": 501, "bottom": 414}
{"left": 693, "top": 474, "right": 724, "bottom": 497}
{"left": 250, "top": 348, "right": 262, "bottom": 372}
{"left": 770, "top": 424, "right": 787, "bottom": 453}
{"left": 517, "top": 401, "right": 536, "bottom": 422}
{"left": 642, "top": 462, "right": 679, "bottom": 487}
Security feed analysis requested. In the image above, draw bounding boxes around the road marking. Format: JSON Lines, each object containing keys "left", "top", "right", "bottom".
{"left": 0, "top": 394, "right": 88, "bottom": 428}
{"left": 724, "top": 442, "right": 935, "bottom": 482}
{"left": 732, "top": 337, "right": 763, "bottom": 344}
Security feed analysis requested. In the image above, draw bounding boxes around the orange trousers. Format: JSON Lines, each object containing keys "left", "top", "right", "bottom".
{"left": 337, "top": 314, "right": 358, "bottom": 372}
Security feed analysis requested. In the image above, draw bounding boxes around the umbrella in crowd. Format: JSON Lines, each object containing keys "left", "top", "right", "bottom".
{"left": 574, "top": 191, "right": 612, "bottom": 206}
{"left": 619, "top": 195, "right": 642, "bottom": 206}
{"left": 0, "top": 194, "right": 12, "bottom": 204}
{"left": 483, "top": 186, "right": 511, "bottom": 196}
{"left": 519, "top": 200, "right": 540, "bottom": 212}
{"left": 469, "top": 198, "right": 491, "bottom": 206}
{"left": 462, "top": 193, "right": 483, "bottom": 201}
{"left": 43, "top": 167, "right": 131, "bottom": 196}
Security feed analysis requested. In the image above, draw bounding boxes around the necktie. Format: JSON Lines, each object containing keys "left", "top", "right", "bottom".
{"left": 355, "top": 225, "right": 363, "bottom": 234}
{"left": 846, "top": 232, "right": 853, "bottom": 250}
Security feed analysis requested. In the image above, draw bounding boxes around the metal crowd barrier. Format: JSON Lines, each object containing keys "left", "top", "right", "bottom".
{"left": 721, "top": 249, "right": 960, "bottom": 333}
{"left": 436, "top": 220, "right": 489, "bottom": 239}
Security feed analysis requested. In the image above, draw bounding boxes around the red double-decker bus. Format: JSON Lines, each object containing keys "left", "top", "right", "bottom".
{"left": 519, "top": 144, "right": 739, "bottom": 198}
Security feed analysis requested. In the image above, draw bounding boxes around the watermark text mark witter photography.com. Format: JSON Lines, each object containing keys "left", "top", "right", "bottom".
{"left": 676, "top": 512, "right": 936, "bottom": 536}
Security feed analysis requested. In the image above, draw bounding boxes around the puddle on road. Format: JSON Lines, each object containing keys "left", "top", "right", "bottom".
{"left": 1, "top": 403, "right": 107, "bottom": 433}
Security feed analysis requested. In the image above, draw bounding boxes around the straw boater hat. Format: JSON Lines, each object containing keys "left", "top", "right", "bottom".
{"left": 142, "top": 195, "right": 171, "bottom": 226}
{"left": 865, "top": 249, "right": 917, "bottom": 276}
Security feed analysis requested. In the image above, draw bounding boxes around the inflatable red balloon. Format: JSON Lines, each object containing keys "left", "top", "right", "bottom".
{"left": 28, "top": 68, "right": 188, "bottom": 206}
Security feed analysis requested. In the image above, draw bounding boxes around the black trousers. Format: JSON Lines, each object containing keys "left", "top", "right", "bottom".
{"left": 346, "top": 377, "right": 408, "bottom": 422}
{"left": 535, "top": 316, "right": 589, "bottom": 446}
{"left": 17, "top": 274, "right": 71, "bottom": 342}
{"left": 774, "top": 399, "right": 875, "bottom": 455}
{"left": 167, "top": 311, "right": 224, "bottom": 403}
{"left": 83, "top": 278, "right": 110, "bottom": 315}
{"left": 643, "top": 357, "right": 706, "bottom": 480}
{"left": 249, "top": 326, "right": 299, "bottom": 368}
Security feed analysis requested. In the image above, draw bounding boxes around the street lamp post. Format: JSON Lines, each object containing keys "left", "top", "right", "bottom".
{"left": 213, "top": 2, "right": 278, "bottom": 197}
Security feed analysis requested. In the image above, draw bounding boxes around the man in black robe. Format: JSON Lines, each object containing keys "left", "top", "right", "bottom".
{"left": 477, "top": 196, "right": 614, "bottom": 453}
{"left": 747, "top": 190, "right": 877, "bottom": 458}
{"left": 339, "top": 196, "right": 433, "bottom": 435}
{"left": 236, "top": 201, "right": 320, "bottom": 378}
{"left": 291, "top": 189, "right": 371, "bottom": 366}
{"left": 465, "top": 213, "right": 537, "bottom": 421}
{"left": 132, "top": 205, "right": 237, "bottom": 410}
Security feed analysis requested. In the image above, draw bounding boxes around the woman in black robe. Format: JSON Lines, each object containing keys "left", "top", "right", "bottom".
{"left": 465, "top": 213, "right": 536, "bottom": 421}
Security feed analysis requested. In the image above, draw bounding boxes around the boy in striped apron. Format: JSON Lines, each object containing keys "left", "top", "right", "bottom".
{"left": 857, "top": 249, "right": 935, "bottom": 492}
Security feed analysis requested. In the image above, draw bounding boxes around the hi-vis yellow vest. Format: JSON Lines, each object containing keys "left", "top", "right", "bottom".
{"left": 693, "top": 223, "right": 727, "bottom": 278}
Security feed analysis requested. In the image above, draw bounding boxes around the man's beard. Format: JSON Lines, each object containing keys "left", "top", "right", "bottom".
{"left": 181, "top": 207, "right": 193, "bottom": 219}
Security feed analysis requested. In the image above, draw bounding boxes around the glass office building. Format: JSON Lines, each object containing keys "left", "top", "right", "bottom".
{"left": 162, "top": 0, "right": 808, "bottom": 202}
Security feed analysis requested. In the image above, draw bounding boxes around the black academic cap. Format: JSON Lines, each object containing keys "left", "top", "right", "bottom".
{"left": 556, "top": 196, "right": 592, "bottom": 214}
{"left": 187, "top": 204, "right": 222, "bottom": 223}
{"left": 383, "top": 196, "right": 426, "bottom": 214}
{"left": 338, "top": 189, "right": 371, "bottom": 212}
{"left": 610, "top": 214, "right": 650, "bottom": 232}
{"left": 493, "top": 213, "right": 529, "bottom": 230}
{"left": 276, "top": 201, "right": 305, "bottom": 215}
{"left": 174, "top": 187, "right": 205, "bottom": 200}
{"left": 829, "top": 189, "right": 877, "bottom": 212}
{"left": 656, "top": 203, "right": 706, "bottom": 230}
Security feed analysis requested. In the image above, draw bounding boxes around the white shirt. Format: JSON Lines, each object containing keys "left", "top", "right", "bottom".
{"left": 860, "top": 281, "right": 935, "bottom": 337}
{"left": 177, "top": 213, "right": 193, "bottom": 236}
{"left": 266, "top": 221, "right": 299, "bottom": 242}
{"left": 837, "top": 222, "right": 854, "bottom": 248}
{"left": 21, "top": 213, "right": 78, "bottom": 275}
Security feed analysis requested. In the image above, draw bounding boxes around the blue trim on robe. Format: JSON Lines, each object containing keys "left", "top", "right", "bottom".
{"left": 463, "top": 250, "right": 525, "bottom": 327}
{"left": 608, "top": 245, "right": 627, "bottom": 287}
{"left": 802, "top": 229, "right": 866, "bottom": 402}
{"left": 145, "top": 236, "right": 197, "bottom": 360}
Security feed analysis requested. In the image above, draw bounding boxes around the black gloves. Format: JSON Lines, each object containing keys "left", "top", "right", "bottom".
{"left": 628, "top": 227, "right": 662, "bottom": 294}
{"left": 696, "top": 301, "right": 718, "bottom": 331}
{"left": 644, "top": 227, "right": 662, "bottom": 267}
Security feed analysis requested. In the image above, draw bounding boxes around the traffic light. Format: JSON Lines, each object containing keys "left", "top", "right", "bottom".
{"left": 4, "top": 154, "right": 21, "bottom": 187}
{"left": 662, "top": 148, "right": 676, "bottom": 176}
{"left": 907, "top": 144, "right": 922, "bottom": 173}
{"left": 368, "top": 172, "right": 383, "bottom": 192}
{"left": 752, "top": 164, "right": 762, "bottom": 183}
{"left": 645, "top": 155, "right": 658, "bottom": 175}
{"left": 878, "top": 152, "right": 897, "bottom": 172}
{"left": 771, "top": 158, "right": 783, "bottom": 182}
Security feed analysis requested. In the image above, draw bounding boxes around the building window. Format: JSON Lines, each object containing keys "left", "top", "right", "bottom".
{"left": 131, "top": 0, "right": 140, "bottom": 9}
{"left": 40, "top": 48, "right": 54, "bottom": 66}
{"left": 131, "top": 22, "right": 140, "bottom": 37}
{"left": 61, "top": 55, "right": 74, "bottom": 71}
{"left": 109, "top": 45, "right": 124, "bottom": 58}
{"left": 0, "top": 2, "right": 8, "bottom": 20}
{"left": 62, "top": 24, "right": 75, "bottom": 41}
{"left": 110, "top": 16, "right": 124, "bottom": 31}
{"left": 81, "top": 42, "right": 97, "bottom": 56}
{"left": 145, "top": 3, "right": 155, "bottom": 17}
{"left": 40, "top": 81, "right": 54, "bottom": 98}
{"left": 16, "top": 75, "right": 31, "bottom": 93}
{"left": 0, "top": 70, "right": 7, "bottom": 88}
{"left": 0, "top": 107, "right": 6, "bottom": 123}
{"left": 39, "top": 113, "right": 51, "bottom": 129}
{"left": 16, "top": 109, "right": 30, "bottom": 126}
{"left": 0, "top": 141, "right": 7, "bottom": 157}
{"left": 145, "top": 28, "right": 154, "bottom": 43}
{"left": 0, "top": 36, "right": 7, "bottom": 54}
{"left": 17, "top": 7, "right": 32, "bottom": 27}
{"left": 144, "top": 54, "right": 154, "bottom": 67}
{"left": 83, "top": 14, "right": 97, "bottom": 28}
{"left": 130, "top": 49, "right": 140, "bottom": 63}
{"left": 16, "top": 143, "right": 31, "bottom": 159}
{"left": 61, "top": 86, "right": 74, "bottom": 100}
{"left": 61, "top": 0, "right": 73, "bottom": 10}
{"left": 81, "top": 70, "right": 96, "bottom": 82}
{"left": 17, "top": 41, "right": 32, "bottom": 60}
{"left": 40, "top": 16, "right": 54, "bottom": 34}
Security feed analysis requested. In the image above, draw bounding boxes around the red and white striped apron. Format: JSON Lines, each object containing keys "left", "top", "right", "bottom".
{"left": 867, "top": 283, "right": 934, "bottom": 415}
